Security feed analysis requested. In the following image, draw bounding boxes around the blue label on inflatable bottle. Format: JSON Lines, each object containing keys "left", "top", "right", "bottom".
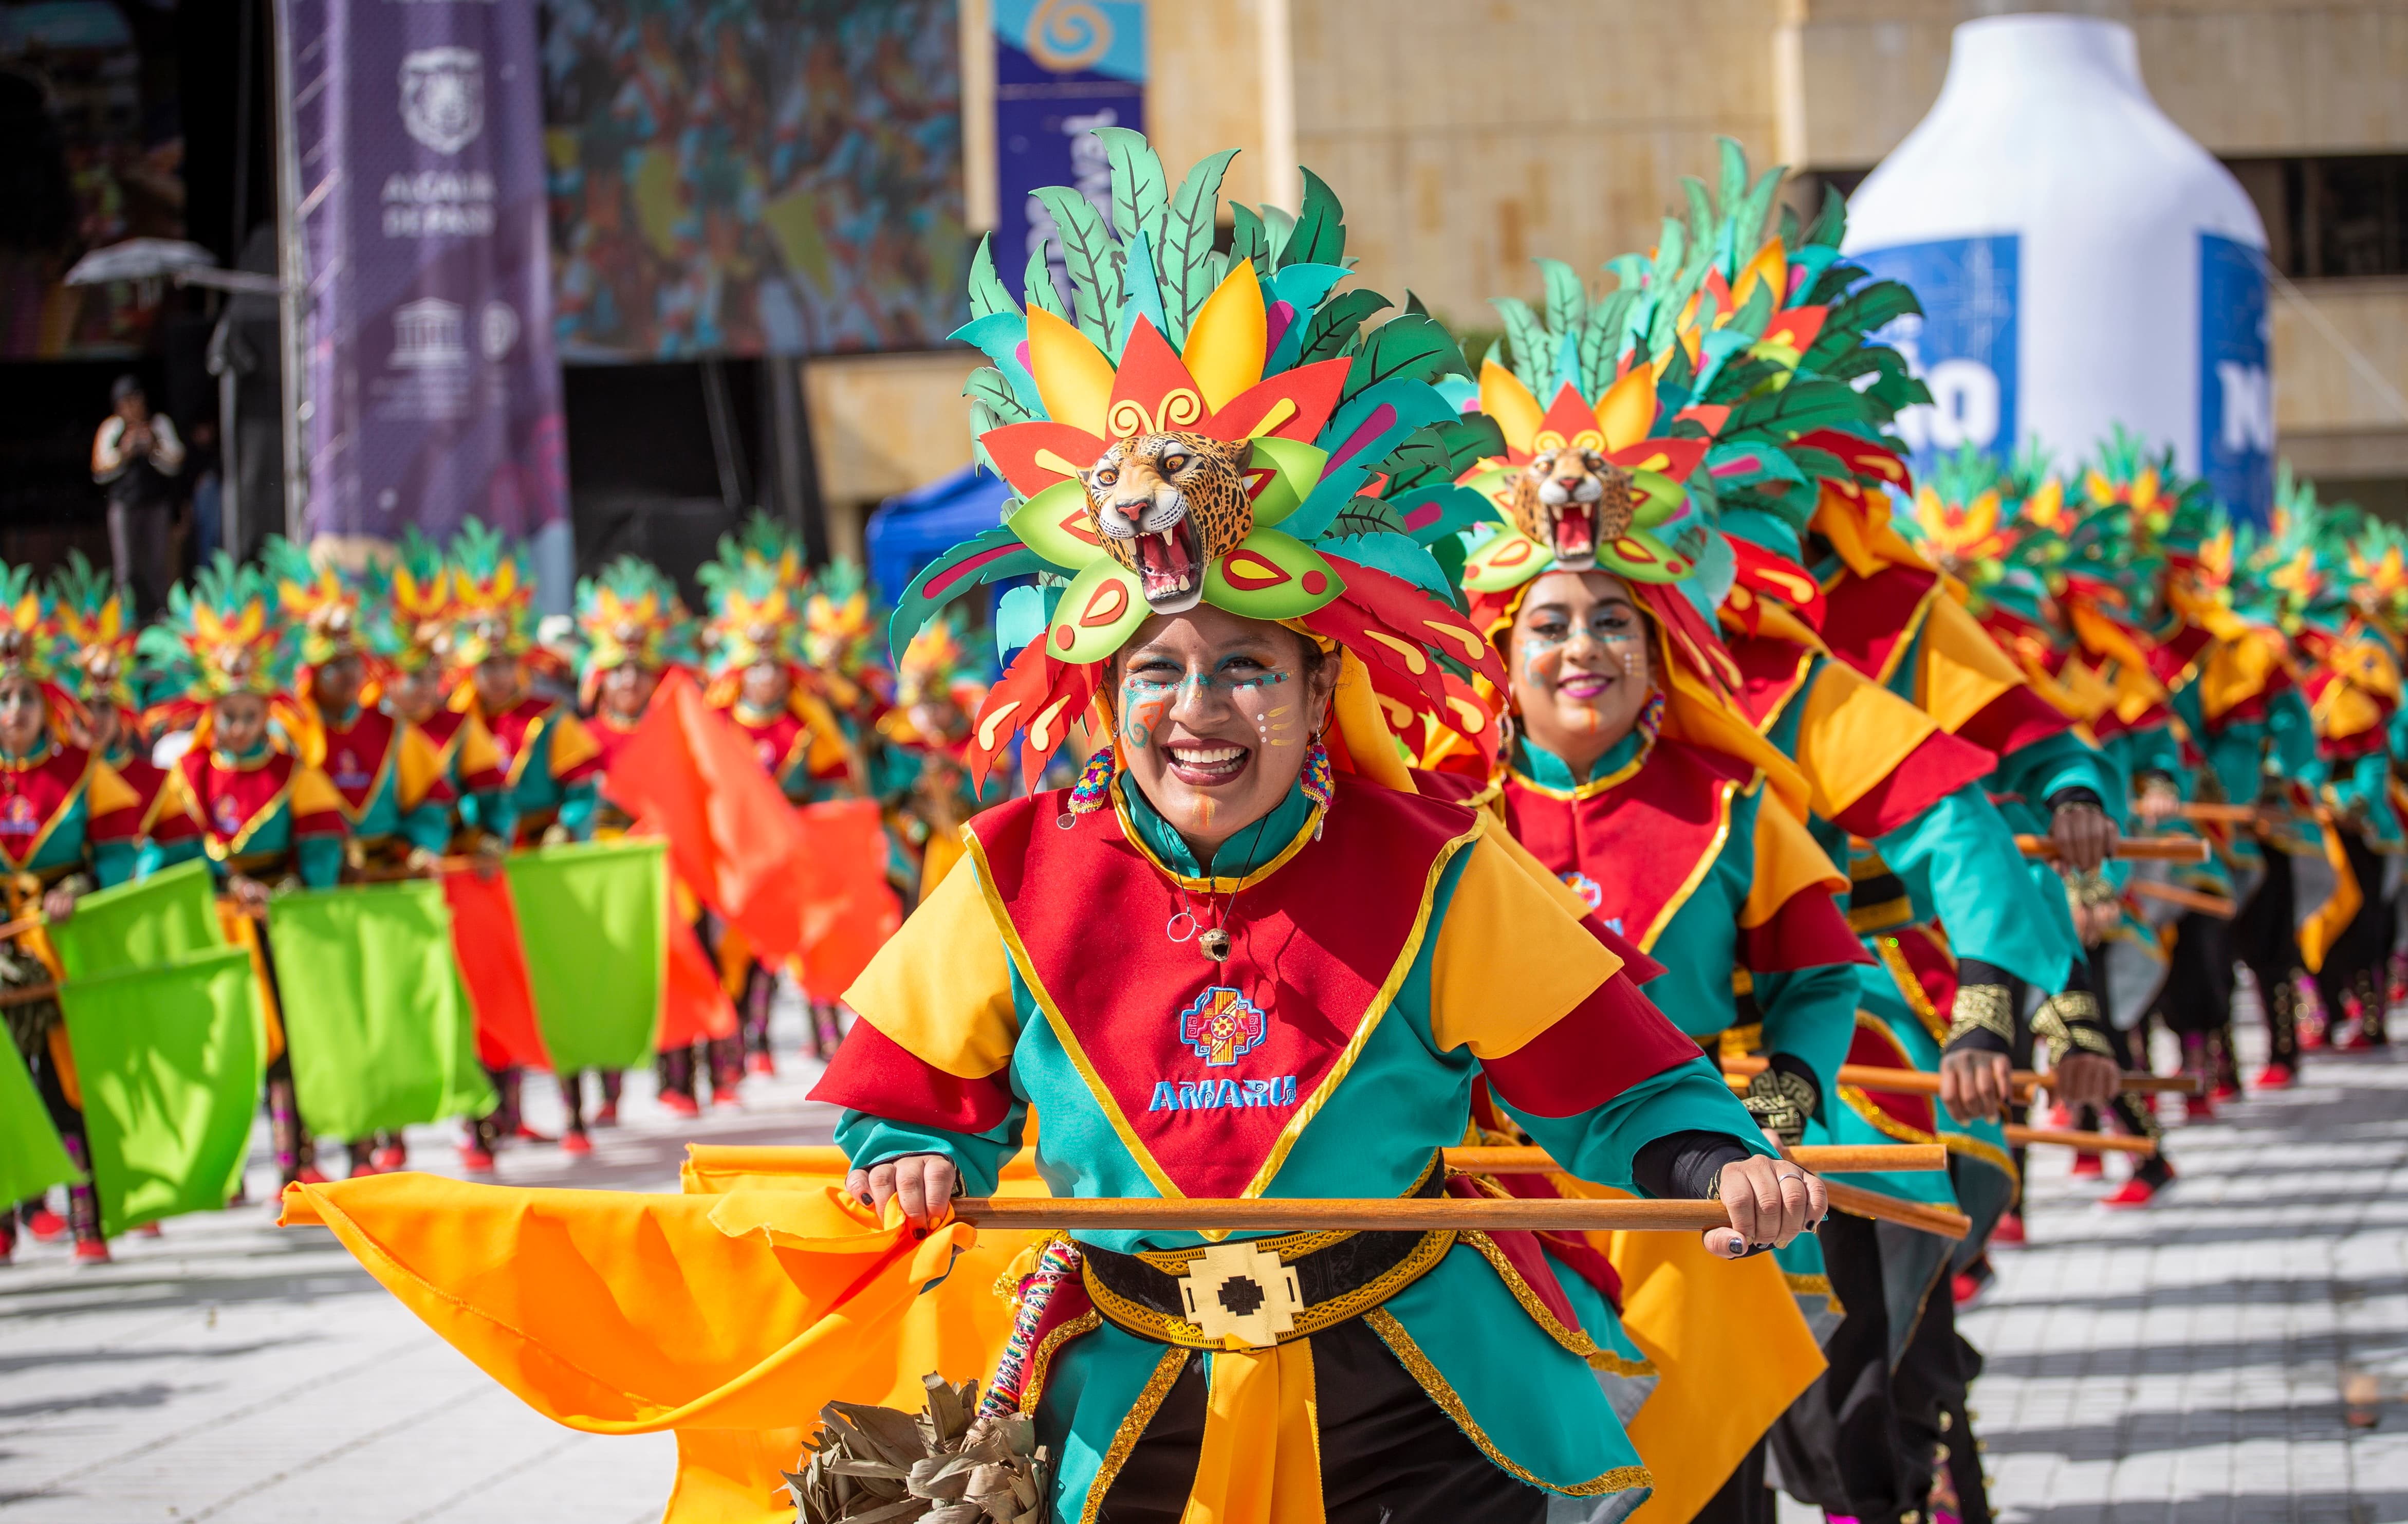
{"left": 2198, "top": 233, "right": 2273, "bottom": 529}
{"left": 1850, "top": 236, "right": 2020, "bottom": 480}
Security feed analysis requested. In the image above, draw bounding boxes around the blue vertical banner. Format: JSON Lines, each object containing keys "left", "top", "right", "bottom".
{"left": 285, "top": 0, "right": 567, "bottom": 542}
{"left": 992, "top": 0, "right": 1145, "bottom": 300}
{"left": 1850, "top": 235, "right": 2021, "bottom": 480}
{"left": 2199, "top": 233, "right": 2273, "bottom": 529}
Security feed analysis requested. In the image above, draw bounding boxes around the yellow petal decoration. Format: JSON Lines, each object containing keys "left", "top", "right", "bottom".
{"left": 1026, "top": 306, "right": 1116, "bottom": 438}
{"left": 1478, "top": 361, "right": 1545, "bottom": 456}
{"left": 1181, "top": 263, "right": 1267, "bottom": 414}
{"left": 1730, "top": 235, "right": 1787, "bottom": 311}
{"left": 1595, "top": 366, "right": 1658, "bottom": 454}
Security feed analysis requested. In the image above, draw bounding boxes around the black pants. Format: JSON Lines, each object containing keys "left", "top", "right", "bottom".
{"left": 2316, "top": 831, "right": 2393, "bottom": 1044}
{"left": 1096, "top": 1319, "right": 1551, "bottom": 1524}
{"left": 2231, "top": 850, "right": 2300, "bottom": 1067}
{"left": 106, "top": 498, "right": 176, "bottom": 622}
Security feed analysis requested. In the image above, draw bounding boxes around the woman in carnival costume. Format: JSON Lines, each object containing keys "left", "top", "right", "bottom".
{"left": 698, "top": 515, "right": 862, "bottom": 1064}
{"left": 443, "top": 519, "right": 613, "bottom": 1151}
{"left": 1433, "top": 288, "right": 1874, "bottom": 1522}
{"left": 813, "top": 137, "right": 1830, "bottom": 1522}
{"left": 360, "top": 528, "right": 514, "bottom": 835}
{"left": 137, "top": 555, "right": 348, "bottom": 1189}
{"left": 262, "top": 536, "right": 465, "bottom": 1176}
{"left": 0, "top": 567, "right": 146, "bottom": 1265}
{"left": 47, "top": 550, "right": 171, "bottom": 825}
{"left": 565, "top": 553, "right": 730, "bottom": 1110}
{"left": 2248, "top": 475, "right": 2400, "bottom": 1055}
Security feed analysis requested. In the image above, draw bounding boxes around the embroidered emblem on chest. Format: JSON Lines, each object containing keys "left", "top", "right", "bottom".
{"left": 1560, "top": 870, "right": 1604, "bottom": 914}
{"left": 332, "top": 748, "right": 374, "bottom": 792}
{"left": 0, "top": 794, "right": 39, "bottom": 841}
{"left": 1178, "top": 986, "right": 1266, "bottom": 1067}
{"left": 212, "top": 794, "right": 247, "bottom": 837}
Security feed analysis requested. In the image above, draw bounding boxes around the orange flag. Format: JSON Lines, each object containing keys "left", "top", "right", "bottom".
{"left": 659, "top": 907, "right": 740, "bottom": 1051}
{"left": 607, "top": 670, "right": 900, "bottom": 975}
{"left": 442, "top": 868, "right": 549, "bottom": 1071}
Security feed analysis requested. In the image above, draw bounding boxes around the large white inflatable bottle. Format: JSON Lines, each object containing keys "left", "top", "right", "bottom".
{"left": 1841, "top": 13, "right": 2274, "bottom": 524}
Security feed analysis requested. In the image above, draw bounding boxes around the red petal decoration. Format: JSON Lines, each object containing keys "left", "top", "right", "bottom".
{"left": 1604, "top": 437, "right": 1708, "bottom": 482}
{"left": 1209, "top": 358, "right": 1349, "bottom": 445}
{"left": 983, "top": 421, "right": 1108, "bottom": 499}
{"left": 1106, "top": 319, "right": 1213, "bottom": 437}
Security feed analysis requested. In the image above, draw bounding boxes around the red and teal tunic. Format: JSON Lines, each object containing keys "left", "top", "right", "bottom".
{"left": 0, "top": 743, "right": 144, "bottom": 893}
{"left": 315, "top": 706, "right": 456, "bottom": 862}
{"left": 415, "top": 706, "right": 512, "bottom": 849}
{"left": 459, "top": 695, "right": 603, "bottom": 847}
{"left": 814, "top": 774, "right": 1770, "bottom": 1516}
{"left": 141, "top": 744, "right": 346, "bottom": 888}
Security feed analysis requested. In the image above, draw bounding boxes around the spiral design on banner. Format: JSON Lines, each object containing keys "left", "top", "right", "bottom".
{"left": 1025, "top": 0, "right": 1112, "bottom": 72}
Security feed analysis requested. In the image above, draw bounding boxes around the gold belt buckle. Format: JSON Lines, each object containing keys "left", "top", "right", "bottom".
{"left": 1174, "top": 1241, "right": 1305, "bottom": 1349}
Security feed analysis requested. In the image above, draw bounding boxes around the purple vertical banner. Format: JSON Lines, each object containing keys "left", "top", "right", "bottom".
{"left": 992, "top": 0, "right": 1144, "bottom": 299}
{"left": 286, "top": 0, "right": 567, "bottom": 542}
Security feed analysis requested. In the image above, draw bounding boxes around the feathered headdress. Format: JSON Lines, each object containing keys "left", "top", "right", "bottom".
{"left": 446, "top": 519, "right": 543, "bottom": 669}
{"left": 804, "top": 557, "right": 886, "bottom": 681}
{"left": 45, "top": 549, "right": 135, "bottom": 711}
{"left": 137, "top": 554, "right": 296, "bottom": 719}
{"left": 566, "top": 555, "right": 697, "bottom": 703}
{"left": 895, "top": 131, "right": 1505, "bottom": 790}
{"left": 358, "top": 527, "right": 457, "bottom": 676}
{"left": 261, "top": 534, "right": 366, "bottom": 681}
{"left": 697, "top": 512, "right": 809, "bottom": 684}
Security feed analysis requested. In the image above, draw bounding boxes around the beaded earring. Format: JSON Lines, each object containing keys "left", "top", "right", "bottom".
{"left": 1062, "top": 746, "right": 1116, "bottom": 825}
{"left": 1301, "top": 730, "right": 1335, "bottom": 815}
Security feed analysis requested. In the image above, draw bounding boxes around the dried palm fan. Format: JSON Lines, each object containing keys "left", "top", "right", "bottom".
{"left": 786, "top": 1374, "right": 1049, "bottom": 1524}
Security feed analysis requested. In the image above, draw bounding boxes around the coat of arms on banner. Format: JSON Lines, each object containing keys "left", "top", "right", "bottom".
{"left": 399, "top": 47, "right": 483, "bottom": 154}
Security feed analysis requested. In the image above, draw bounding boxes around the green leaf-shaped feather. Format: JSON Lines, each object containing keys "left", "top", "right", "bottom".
{"left": 964, "top": 367, "right": 1036, "bottom": 427}
{"left": 1490, "top": 297, "right": 1548, "bottom": 393}
{"left": 1047, "top": 560, "right": 1149, "bottom": 664}
{"left": 1536, "top": 258, "right": 1586, "bottom": 341}
{"left": 1158, "top": 148, "right": 1239, "bottom": 347}
{"left": 967, "top": 235, "right": 1017, "bottom": 321}
{"left": 1341, "top": 314, "right": 1471, "bottom": 407}
{"left": 1095, "top": 126, "right": 1170, "bottom": 253}
{"left": 1295, "top": 288, "right": 1390, "bottom": 366}
{"left": 1024, "top": 245, "right": 1067, "bottom": 319}
{"left": 1030, "top": 187, "right": 1123, "bottom": 350}
{"left": 1229, "top": 205, "right": 1273, "bottom": 284}
{"left": 1203, "top": 528, "right": 1344, "bottom": 620}
{"left": 1280, "top": 168, "right": 1346, "bottom": 269}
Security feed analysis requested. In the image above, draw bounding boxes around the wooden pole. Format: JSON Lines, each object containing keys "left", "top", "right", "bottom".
{"left": 2004, "top": 1124, "right": 2157, "bottom": 1157}
{"left": 1820, "top": 1180, "right": 1971, "bottom": 1241}
{"left": 1723, "top": 1057, "right": 2200, "bottom": 1097}
{"left": 1443, "top": 1144, "right": 1946, "bottom": 1175}
{"left": 948, "top": 1196, "right": 1736, "bottom": 1232}
{"left": 2131, "top": 879, "right": 2238, "bottom": 918}
{"left": 0, "top": 982, "right": 59, "bottom": 1009}
{"left": 2016, "top": 834, "right": 2209, "bottom": 863}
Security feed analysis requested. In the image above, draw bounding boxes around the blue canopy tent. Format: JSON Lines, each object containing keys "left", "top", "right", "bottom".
{"left": 865, "top": 465, "right": 1015, "bottom": 613}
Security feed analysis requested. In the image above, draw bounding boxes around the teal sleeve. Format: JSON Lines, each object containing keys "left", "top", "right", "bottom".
{"left": 92, "top": 839, "right": 136, "bottom": 890}
{"left": 1502, "top": 1058, "right": 1773, "bottom": 1195}
{"left": 554, "top": 779, "right": 600, "bottom": 841}
{"left": 834, "top": 1101, "right": 1030, "bottom": 1198}
{"left": 138, "top": 836, "right": 215, "bottom": 882}
{"left": 399, "top": 797, "right": 453, "bottom": 856}
{"left": 1993, "top": 729, "right": 2126, "bottom": 819}
{"left": 296, "top": 835, "right": 345, "bottom": 889}
{"left": 2268, "top": 688, "right": 2325, "bottom": 787}
{"left": 1753, "top": 963, "right": 1861, "bottom": 1112}
{"left": 1875, "top": 784, "right": 2076, "bottom": 990}
{"left": 2390, "top": 702, "right": 2408, "bottom": 762}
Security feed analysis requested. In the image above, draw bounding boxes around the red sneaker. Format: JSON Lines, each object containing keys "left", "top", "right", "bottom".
{"left": 1951, "top": 1270, "right": 1990, "bottom": 1307}
{"left": 1990, "top": 1212, "right": 2025, "bottom": 1245}
{"left": 594, "top": 1100, "right": 620, "bottom": 1128}
{"left": 560, "top": 1131, "right": 594, "bottom": 1157}
{"left": 512, "top": 1124, "right": 558, "bottom": 1146}
{"left": 372, "top": 1145, "right": 406, "bottom": 1172}
{"left": 711, "top": 1089, "right": 745, "bottom": 1110}
{"left": 73, "top": 1239, "right": 111, "bottom": 1265}
{"left": 295, "top": 1166, "right": 330, "bottom": 1185}
{"left": 746, "top": 1051, "right": 775, "bottom": 1077}
{"left": 25, "top": 1207, "right": 67, "bottom": 1243}
{"left": 2100, "top": 1174, "right": 2168, "bottom": 1209}
{"left": 458, "top": 1143, "right": 495, "bottom": 1173}
{"left": 2183, "top": 1095, "right": 2216, "bottom": 1122}
{"left": 134, "top": 1222, "right": 161, "bottom": 1238}
{"left": 2069, "top": 1151, "right": 2105, "bottom": 1178}
{"left": 2339, "top": 1025, "right": 2381, "bottom": 1052}
{"left": 660, "top": 1091, "right": 700, "bottom": 1118}
{"left": 2253, "top": 1064, "right": 2294, "bottom": 1091}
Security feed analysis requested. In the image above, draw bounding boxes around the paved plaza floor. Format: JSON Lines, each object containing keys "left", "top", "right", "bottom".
{"left": 4, "top": 1013, "right": 2405, "bottom": 1522}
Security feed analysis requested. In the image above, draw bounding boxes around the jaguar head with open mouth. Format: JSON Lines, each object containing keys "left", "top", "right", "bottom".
{"left": 1509, "top": 446, "right": 1638, "bottom": 571}
{"left": 1080, "top": 431, "right": 1253, "bottom": 615}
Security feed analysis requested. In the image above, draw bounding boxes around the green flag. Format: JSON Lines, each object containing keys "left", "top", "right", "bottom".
{"left": 0, "top": 1039, "right": 80, "bottom": 1206}
{"left": 505, "top": 838, "right": 665, "bottom": 1072}
{"left": 60, "top": 947, "right": 262, "bottom": 1236}
{"left": 49, "top": 859, "right": 224, "bottom": 980}
{"left": 266, "top": 882, "right": 497, "bottom": 1142}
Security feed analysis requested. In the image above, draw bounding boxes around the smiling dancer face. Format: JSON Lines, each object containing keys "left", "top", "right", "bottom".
{"left": 1111, "top": 604, "right": 1338, "bottom": 861}
{"left": 1506, "top": 569, "right": 1655, "bottom": 775}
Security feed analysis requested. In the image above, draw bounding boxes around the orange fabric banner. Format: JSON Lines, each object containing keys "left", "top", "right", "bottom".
{"left": 790, "top": 798, "right": 904, "bottom": 1000}
{"left": 660, "top": 908, "right": 740, "bottom": 1052}
{"left": 441, "top": 869, "right": 549, "bottom": 1071}
{"left": 606, "top": 670, "right": 900, "bottom": 984}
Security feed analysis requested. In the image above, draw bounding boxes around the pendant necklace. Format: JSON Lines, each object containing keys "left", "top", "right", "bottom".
{"left": 1162, "top": 813, "right": 1274, "bottom": 963}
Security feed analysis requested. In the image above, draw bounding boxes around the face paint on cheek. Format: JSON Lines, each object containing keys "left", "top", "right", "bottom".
{"left": 1121, "top": 689, "right": 1172, "bottom": 749}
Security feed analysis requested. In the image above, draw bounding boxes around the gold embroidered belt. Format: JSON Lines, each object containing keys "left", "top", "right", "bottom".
{"left": 1078, "top": 1154, "right": 1454, "bottom": 1351}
